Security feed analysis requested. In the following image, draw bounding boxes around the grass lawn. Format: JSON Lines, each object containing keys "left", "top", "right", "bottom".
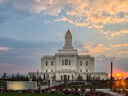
{"left": 0, "top": 92, "right": 77, "bottom": 96}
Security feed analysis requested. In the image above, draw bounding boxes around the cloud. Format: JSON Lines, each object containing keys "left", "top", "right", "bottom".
{"left": 55, "top": 0, "right": 128, "bottom": 29}
{"left": 0, "top": 46, "right": 10, "bottom": 51}
{"left": 78, "top": 42, "right": 110, "bottom": 56}
{"left": 118, "top": 51, "right": 128, "bottom": 54}
{"left": 0, "top": 0, "right": 128, "bottom": 39}
{"left": 104, "top": 30, "right": 128, "bottom": 39}
{"left": 0, "top": 0, "right": 128, "bottom": 28}
{"left": 55, "top": 16, "right": 90, "bottom": 27}
{"left": 0, "top": 37, "right": 62, "bottom": 73}
{"left": 78, "top": 42, "right": 128, "bottom": 58}
{"left": 111, "top": 43, "right": 128, "bottom": 48}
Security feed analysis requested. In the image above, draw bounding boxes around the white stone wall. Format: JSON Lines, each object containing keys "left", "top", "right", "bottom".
{"left": 41, "top": 58, "right": 55, "bottom": 73}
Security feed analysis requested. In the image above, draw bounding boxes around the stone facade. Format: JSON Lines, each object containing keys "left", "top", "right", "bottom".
{"left": 29, "top": 29, "right": 108, "bottom": 80}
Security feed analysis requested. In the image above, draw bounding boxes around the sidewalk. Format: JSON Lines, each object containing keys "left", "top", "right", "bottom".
{"left": 97, "top": 89, "right": 124, "bottom": 96}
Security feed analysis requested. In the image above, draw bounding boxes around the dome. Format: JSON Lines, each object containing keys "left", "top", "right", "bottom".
{"left": 65, "top": 29, "right": 72, "bottom": 37}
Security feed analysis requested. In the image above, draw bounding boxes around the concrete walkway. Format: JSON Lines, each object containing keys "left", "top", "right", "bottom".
{"left": 96, "top": 89, "right": 124, "bottom": 96}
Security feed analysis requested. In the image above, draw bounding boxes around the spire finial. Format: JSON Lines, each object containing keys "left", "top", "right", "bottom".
{"left": 67, "top": 28, "right": 70, "bottom": 32}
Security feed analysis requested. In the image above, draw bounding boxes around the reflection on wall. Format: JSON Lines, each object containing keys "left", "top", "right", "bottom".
{"left": 7, "top": 81, "right": 37, "bottom": 90}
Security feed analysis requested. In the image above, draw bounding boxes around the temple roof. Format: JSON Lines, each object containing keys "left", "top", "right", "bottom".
{"left": 65, "top": 29, "right": 72, "bottom": 37}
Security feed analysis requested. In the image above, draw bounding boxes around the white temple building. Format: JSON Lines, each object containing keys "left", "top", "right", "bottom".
{"left": 29, "top": 29, "right": 108, "bottom": 80}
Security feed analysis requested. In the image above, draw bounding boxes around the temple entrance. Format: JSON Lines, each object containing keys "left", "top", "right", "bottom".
{"left": 64, "top": 75, "right": 70, "bottom": 80}
{"left": 60, "top": 75, "right": 70, "bottom": 80}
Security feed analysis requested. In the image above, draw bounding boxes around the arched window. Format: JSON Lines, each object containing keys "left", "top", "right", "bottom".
{"left": 62, "top": 60, "right": 64, "bottom": 65}
{"left": 65, "top": 59, "right": 68, "bottom": 65}
{"left": 51, "top": 61, "right": 53, "bottom": 65}
{"left": 68, "top": 76, "right": 70, "bottom": 80}
{"left": 86, "top": 61, "right": 88, "bottom": 66}
{"left": 80, "top": 61, "right": 82, "bottom": 66}
{"left": 46, "top": 61, "right": 48, "bottom": 66}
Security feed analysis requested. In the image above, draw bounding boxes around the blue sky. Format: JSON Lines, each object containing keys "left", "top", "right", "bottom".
{"left": 0, "top": 0, "right": 128, "bottom": 77}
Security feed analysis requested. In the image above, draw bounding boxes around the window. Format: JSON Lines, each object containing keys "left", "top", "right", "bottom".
{"left": 46, "top": 61, "right": 48, "bottom": 66}
{"left": 69, "top": 60, "right": 71, "bottom": 65}
{"left": 62, "top": 60, "right": 64, "bottom": 65}
{"left": 80, "top": 61, "right": 82, "bottom": 66}
{"left": 86, "top": 61, "right": 88, "bottom": 66}
{"left": 51, "top": 61, "right": 53, "bottom": 65}
{"left": 51, "top": 69, "right": 53, "bottom": 72}
{"left": 65, "top": 59, "right": 68, "bottom": 65}
{"left": 80, "top": 69, "right": 82, "bottom": 72}
{"left": 86, "top": 69, "right": 88, "bottom": 72}
{"left": 46, "top": 69, "right": 48, "bottom": 72}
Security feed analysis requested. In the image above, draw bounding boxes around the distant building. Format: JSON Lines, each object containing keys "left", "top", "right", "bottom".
{"left": 29, "top": 29, "right": 108, "bottom": 80}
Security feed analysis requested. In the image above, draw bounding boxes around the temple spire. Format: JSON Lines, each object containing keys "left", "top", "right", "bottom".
{"left": 65, "top": 28, "right": 72, "bottom": 37}
{"left": 64, "top": 29, "right": 72, "bottom": 49}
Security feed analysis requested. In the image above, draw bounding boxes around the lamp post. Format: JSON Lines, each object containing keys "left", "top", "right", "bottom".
{"left": 37, "top": 69, "right": 39, "bottom": 89}
{"left": 110, "top": 61, "right": 113, "bottom": 90}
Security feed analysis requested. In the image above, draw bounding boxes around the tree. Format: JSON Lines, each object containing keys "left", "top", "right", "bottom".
{"left": 2, "top": 73, "right": 7, "bottom": 80}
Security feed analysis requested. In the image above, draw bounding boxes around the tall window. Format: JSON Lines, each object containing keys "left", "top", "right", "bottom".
{"left": 46, "top": 61, "right": 48, "bottom": 66}
{"left": 80, "top": 69, "right": 82, "bottom": 72}
{"left": 86, "top": 69, "right": 88, "bottom": 72}
{"left": 80, "top": 61, "right": 82, "bottom": 66}
{"left": 46, "top": 69, "right": 48, "bottom": 72}
{"left": 51, "top": 69, "right": 53, "bottom": 72}
{"left": 65, "top": 59, "right": 68, "bottom": 65}
{"left": 62, "top": 60, "right": 64, "bottom": 65}
{"left": 69, "top": 60, "right": 71, "bottom": 65}
{"left": 86, "top": 61, "right": 88, "bottom": 66}
{"left": 51, "top": 61, "right": 53, "bottom": 65}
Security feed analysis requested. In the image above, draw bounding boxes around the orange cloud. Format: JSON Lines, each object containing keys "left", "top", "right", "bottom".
{"left": 111, "top": 43, "right": 128, "bottom": 48}
{"left": 118, "top": 51, "right": 128, "bottom": 54}
{"left": 1, "top": 0, "right": 128, "bottom": 29}
{"left": 56, "top": 0, "right": 128, "bottom": 29}
{"left": 78, "top": 42, "right": 110, "bottom": 56}
{"left": 104, "top": 30, "right": 128, "bottom": 39}
{"left": 78, "top": 42, "right": 128, "bottom": 57}
{"left": 0, "top": 47, "right": 10, "bottom": 51}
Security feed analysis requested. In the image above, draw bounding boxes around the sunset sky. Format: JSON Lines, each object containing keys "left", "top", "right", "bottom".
{"left": 0, "top": 0, "right": 128, "bottom": 78}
